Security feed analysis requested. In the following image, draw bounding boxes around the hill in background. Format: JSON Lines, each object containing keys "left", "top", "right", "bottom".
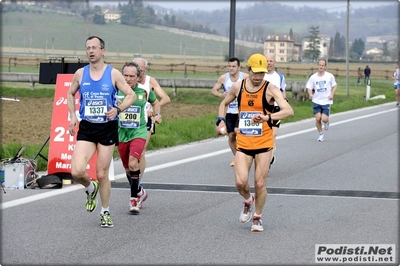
{"left": 1, "top": 1, "right": 397, "bottom": 61}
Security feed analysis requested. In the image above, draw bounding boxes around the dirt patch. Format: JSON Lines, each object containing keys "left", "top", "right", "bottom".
{"left": 1, "top": 97, "right": 217, "bottom": 145}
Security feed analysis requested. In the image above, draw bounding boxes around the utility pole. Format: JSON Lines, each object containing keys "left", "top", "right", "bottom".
{"left": 398, "top": 2, "right": 400, "bottom": 66}
{"left": 229, "top": 0, "right": 236, "bottom": 59}
{"left": 346, "top": 0, "right": 350, "bottom": 97}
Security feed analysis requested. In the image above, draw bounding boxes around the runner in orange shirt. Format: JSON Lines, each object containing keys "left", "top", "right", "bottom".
{"left": 216, "top": 53, "right": 294, "bottom": 232}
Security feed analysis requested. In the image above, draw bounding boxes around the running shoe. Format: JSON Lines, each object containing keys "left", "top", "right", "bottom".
{"left": 86, "top": 180, "right": 99, "bottom": 212}
{"left": 137, "top": 188, "right": 148, "bottom": 209}
{"left": 129, "top": 198, "right": 140, "bottom": 213}
{"left": 230, "top": 157, "right": 235, "bottom": 167}
{"left": 239, "top": 195, "right": 254, "bottom": 223}
{"left": 251, "top": 215, "right": 264, "bottom": 232}
{"left": 324, "top": 121, "right": 329, "bottom": 131}
{"left": 317, "top": 133, "right": 324, "bottom": 142}
{"left": 100, "top": 211, "right": 114, "bottom": 228}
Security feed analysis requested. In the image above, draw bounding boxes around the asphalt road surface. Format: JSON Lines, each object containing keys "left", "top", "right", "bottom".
{"left": 1, "top": 102, "right": 399, "bottom": 265}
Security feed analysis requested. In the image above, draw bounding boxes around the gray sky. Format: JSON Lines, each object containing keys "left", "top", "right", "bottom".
{"left": 138, "top": 1, "right": 393, "bottom": 12}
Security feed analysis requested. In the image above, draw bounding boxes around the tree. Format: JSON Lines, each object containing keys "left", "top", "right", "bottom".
{"left": 144, "top": 6, "right": 157, "bottom": 24}
{"left": 382, "top": 42, "right": 390, "bottom": 60}
{"left": 328, "top": 38, "right": 334, "bottom": 58}
{"left": 92, "top": 5, "right": 105, "bottom": 25}
{"left": 303, "top": 25, "right": 321, "bottom": 61}
{"left": 133, "top": 0, "right": 146, "bottom": 27}
{"left": 289, "top": 28, "right": 293, "bottom": 40}
{"left": 339, "top": 35, "right": 346, "bottom": 57}
{"left": 119, "top": 0, "right": 136, "bottom": 26}
{"left": 349, "top": 38, "right": 365, "bottom": 59}
{"left": 333, "top": 31, "right": 342, "bottom": 57}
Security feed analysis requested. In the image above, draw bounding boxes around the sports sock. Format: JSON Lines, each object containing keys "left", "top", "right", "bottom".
{"left": 130, "top": 170, "right": 140, "bottom": 198}
{"left": 126, "top": 173, "right": 132, "bottom": 185}
{"left": 86, "top": 180, "right": 94, "bottom": 194}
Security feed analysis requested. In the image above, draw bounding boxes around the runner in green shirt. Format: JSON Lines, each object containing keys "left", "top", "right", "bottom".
{"left": 118, "top": 62, "right": 161, "bottom": 214}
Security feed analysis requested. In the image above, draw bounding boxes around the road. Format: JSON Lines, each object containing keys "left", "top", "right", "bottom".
{"left": 1, "top": 102, "right": 399, "bottom": 265}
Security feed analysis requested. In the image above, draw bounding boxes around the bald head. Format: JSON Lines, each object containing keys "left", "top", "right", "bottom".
{"left": 266, "top": 54, "right": 276, "bottom": 73}
{"left": 133, "top": 57, "right": 148, "bottom": 80}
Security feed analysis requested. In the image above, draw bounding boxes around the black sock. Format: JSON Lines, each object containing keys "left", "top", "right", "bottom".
{"left": 130, "top": 170, "right": 140, "bottom": 198}
{"left": 126, "top": 173, "right": 132, "bottom": 185}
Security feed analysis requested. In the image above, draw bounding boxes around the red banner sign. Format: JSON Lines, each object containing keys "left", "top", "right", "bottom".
{"left": 47, "top": 74, "right": 98, "bottom": 179}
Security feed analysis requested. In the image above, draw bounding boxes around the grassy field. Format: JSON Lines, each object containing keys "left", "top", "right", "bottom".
{"left": 1, "top": 11, "right": 230, "bottom": 59}
{"left": 1, "top": 73, "right": 396, "bottom": 171}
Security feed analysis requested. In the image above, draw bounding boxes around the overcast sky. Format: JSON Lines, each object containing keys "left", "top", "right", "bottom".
{"left": 94, "top": 1, "right": 394, "bottom": 13}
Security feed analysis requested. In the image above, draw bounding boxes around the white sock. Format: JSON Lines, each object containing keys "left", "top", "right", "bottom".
{"left": 101, "top": 207, "right": 109, "bottom": 214}
{"left": 86, "top": 181, "right": 94, "bottom": 193}
{"left": 246, "top": 195, "right": 253, "bottom": 202}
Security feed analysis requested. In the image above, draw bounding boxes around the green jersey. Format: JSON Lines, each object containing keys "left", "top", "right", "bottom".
{"left": 118, "top": 84, "right": 157, "bottom": 142}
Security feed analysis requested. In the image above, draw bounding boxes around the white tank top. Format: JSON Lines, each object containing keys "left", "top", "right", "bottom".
{"left": 224, "top": 72, "right": 243, "bottom": 114}
{"left": 137, "top": 75, "right": 152, "bottom": 121}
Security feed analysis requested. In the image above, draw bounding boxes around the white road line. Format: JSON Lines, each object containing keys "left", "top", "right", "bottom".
{"left": 1, "top": 105, "right": 397, "bottom": 210}
{"left": 1, "top": 185, "right": 83, "bottom": 210}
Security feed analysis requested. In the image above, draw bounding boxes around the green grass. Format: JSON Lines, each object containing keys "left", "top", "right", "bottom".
{"left": 1, "top": 75, "right": 396, "bottom": 171}
{"left": 1, "top": 11, "right": 230, "bottom": 58}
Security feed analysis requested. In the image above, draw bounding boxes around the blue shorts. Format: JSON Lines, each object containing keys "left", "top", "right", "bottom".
{"left": 395, "top": 83, "right": 400, "bottom": 90}
{"left": 313, "top": 103, "right": 330, "bottom": 116}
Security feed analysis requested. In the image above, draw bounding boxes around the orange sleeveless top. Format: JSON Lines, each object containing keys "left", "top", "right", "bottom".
{"left": 236, "top": 80, "right": 275, "bottom": 150}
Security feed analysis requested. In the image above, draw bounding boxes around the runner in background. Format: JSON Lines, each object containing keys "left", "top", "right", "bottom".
{"left": 211, "top": 57, "right": 248, "bottom": 166}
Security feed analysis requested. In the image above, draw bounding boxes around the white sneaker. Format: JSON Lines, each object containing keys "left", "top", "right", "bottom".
{"left": 137, "top": 188, "right": 148, "bottom": 209}
{"left": 317, "top": 133, "right": 324, "bottom": 142}
{"left": 324, "top": 121, "right": 329, "bottom": 131}
{"left": 251, "top": 215, "right": 264, "bottom": 232}
{"left": 129, "top": 198, "right": 140, "bottom": 213}
{"left": 230, "top": 157, "right": 235, "bottom": 167}
{"left": 239, "top": 195, "right": 254, "bottom": 223}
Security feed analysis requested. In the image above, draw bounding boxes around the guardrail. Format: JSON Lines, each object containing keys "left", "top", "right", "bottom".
{"left": 0, "top": 73, "right": 218, "bottom": 93}
{"left": 0, "top": 72, "right": 39, "bottom": 89}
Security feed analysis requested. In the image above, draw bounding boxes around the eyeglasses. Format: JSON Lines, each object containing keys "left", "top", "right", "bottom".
{"left": 85, "top": 46, "right": 103, "bottom": 51}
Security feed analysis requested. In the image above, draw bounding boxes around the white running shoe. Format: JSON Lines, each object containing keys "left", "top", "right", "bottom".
{"left": 129, "top": 198, "right": 140, "bottom": 213}
{"left": 251, "top": 215, "right": 264, "bottom": 232}
{"left": 317, "top": 133, "right": 324, "bottom": 142}
{"left": 324, "top": 121, "right": 329, "bottom": 131}
{"left": 239, "top": 195, "right": 254, "bottom": 223}
{"left": 137, "top": 188, "right": 148, "bottom": 209}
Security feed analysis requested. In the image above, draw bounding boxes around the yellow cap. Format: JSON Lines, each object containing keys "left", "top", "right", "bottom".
{"left": 247, "top": 53, "right": 268, "bottom": 73}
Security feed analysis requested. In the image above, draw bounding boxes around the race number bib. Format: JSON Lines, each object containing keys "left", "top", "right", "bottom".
{"left": 84, "top": 99, "right": 107, "bottom": 123}
{"left": 316, "top": 80, "right": 327, "bottom": 92}
{"left": 119, "top": 106, "right": 141, "bottom": 128}
{"left": 238, "top": 111, "right": 262, "bottom": 136}
{"left": 228, "top": 98, "right": 238, "bottom": 109}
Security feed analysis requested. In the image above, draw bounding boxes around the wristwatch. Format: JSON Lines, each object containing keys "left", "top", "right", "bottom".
{"left": 155, "top": 113, "right": 162, "bottom": 118}
{"left": 215, "top": 116, "right": 225, "bottom": 126}
{"left": 116, "top": 107, "right": 121, "bottom": 114}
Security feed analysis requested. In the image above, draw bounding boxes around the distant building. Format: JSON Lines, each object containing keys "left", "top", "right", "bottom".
{"left": 3, "top": 0, "right": 35, "bottom": 5}
{"left": 263, "top": 35, "right": 301, "bottom": 62}
{"left": 301, "top": 34, "right": 331, "bottom": 60}
{"left": 365, "top": 35, "right": 397, "bottom": 49}
{"left": 366, "top": 47, "right": 383, "bottom": 55}
{"left": 103, "top": 10, "right": 121, "bottom": 23}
